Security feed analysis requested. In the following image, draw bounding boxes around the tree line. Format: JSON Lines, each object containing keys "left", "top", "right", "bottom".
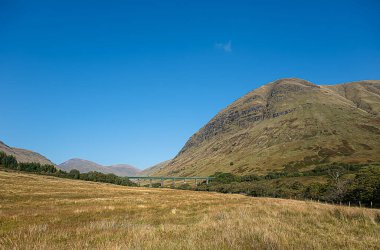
{"left": 0, "top": 151, "right": 136, "bottom": 187}
{"left": 186, "top": 163, "right": 380, "bottom": 208}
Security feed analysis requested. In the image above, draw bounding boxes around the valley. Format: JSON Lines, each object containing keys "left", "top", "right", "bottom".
{"left": 0, "top": 170, "right": 379, "bottom": 249}
{"left": 2, "top": 1, "right": 379, "bottom": 249}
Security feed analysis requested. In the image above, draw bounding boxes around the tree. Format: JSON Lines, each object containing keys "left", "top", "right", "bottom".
{"left": 345, "top": 166, "right": 380, "bottom": 206}
{"left": 326, "top": 166, "right": 349, "bottom": 202}
{"left": 304, "top": 183, "right": 326, "bottom": 200}
{"left": 69, "top": 169, "right": 80, "bottom": 179}
{"left": 0, "top": 151, "right": 18, "bottom": 169}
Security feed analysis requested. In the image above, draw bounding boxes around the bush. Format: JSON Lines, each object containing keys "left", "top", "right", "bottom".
{"left": 177, "top": 183, "right": 192, "bottom": 190}
{"left": 344, "top": 166, "right": 380, "bottom": 207}
{"left": 211, "top": 172, "right": 240, "bottom": 183}
{"left": 304, "top": 183, "right": 327, "bottom": 200}
{"left": 69, "top": 169, "right": 80, "bottom": 179}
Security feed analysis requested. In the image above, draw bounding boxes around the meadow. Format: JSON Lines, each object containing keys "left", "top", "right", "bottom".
{"left": 1, "top": 170, "right": 379, "bottom": 249}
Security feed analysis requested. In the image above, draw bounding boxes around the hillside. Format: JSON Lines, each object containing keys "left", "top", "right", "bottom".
{"left": 59, "top": 158, "right": 141, "bottom": 176}
{"left": 154, "top": 78, "right": 380, "bottom": 177}
{"left": 0, "top": 140, "right": 55, "bottom": 165}
{"left": 141, "top": 159, "right": 171, "bottom": 176}
{"left": 1, "top": 170, "right": 379, "bottom": 249}
{"left": 106, "top": 164, "right": 141, "bottom": 177}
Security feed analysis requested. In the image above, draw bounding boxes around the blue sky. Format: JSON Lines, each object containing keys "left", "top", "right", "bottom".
{"left": 1, "top": 0, "right": 379, "bottom": 169}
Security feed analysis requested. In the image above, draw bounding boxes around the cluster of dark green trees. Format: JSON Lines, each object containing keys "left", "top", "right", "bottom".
{"left": 193, "top": 163, "right": 380, "bottom": 208}
{"left": 0, "top": 151, "right": 136, "bottom": 187}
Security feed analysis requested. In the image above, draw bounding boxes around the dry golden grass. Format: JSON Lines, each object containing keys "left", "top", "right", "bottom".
{"left": 0, "top": 171, "right": 379, "bottom": 250}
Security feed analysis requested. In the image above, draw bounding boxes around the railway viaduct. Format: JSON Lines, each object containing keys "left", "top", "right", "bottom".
{"left": 127, "top": 176, "right": 215, "bottom": 187}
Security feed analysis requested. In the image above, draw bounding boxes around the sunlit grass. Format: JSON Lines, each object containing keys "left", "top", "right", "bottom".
{"left": 0, "top": 170, "right": 379, "bottom": 249}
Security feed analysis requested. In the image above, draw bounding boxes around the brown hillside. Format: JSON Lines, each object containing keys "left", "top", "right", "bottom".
{"left": 0, "top": 141, "right": 55, "bottom": 165}
{"left": 141, "top": 160, "right": 171, "bottom": 176}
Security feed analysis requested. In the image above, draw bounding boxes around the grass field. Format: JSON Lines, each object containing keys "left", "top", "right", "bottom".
{"left": 0, "top": 170, "right": 379, "bottom": 249}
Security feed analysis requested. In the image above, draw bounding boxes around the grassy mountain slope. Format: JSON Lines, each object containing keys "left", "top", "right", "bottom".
{"left": 141, "top": 160, "right": 171, "bottom": 176}
{"left": 154, "top": 78, "right": 380, "bottom": 177}
{"left": 0, "top": 140, "right": 54, "bottom": 165}
{"left": 59, "top": 158, "right": 141, "bottom": 176}
{"left": 1, "top": 170, "right": 379, "bottom": 249}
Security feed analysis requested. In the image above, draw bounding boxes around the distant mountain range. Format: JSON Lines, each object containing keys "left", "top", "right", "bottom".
{"left": 0, "top": 140, "right": 140, "bottom": 177}
{"left": 152, "top": 78, "right": 380, "bottom": 177}
{"left": 58, "top": 158, "right": 141, "bottom": 177}
{"left": 0, "top": 141, "right": 54, "bottom": 165}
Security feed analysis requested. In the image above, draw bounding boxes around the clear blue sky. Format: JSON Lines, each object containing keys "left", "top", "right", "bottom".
{"left": 1, "top": 0, "right": 379, "bottom": 169}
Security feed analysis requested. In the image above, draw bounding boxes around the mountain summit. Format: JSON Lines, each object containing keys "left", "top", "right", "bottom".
{"left": 154, "top": 78, "right": 380, "bottom": 176}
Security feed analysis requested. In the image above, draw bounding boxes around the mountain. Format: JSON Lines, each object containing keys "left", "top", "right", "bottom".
{"left": 141, "top": 160, "right": 171, "bottom": 176}
{"left": 153, "top": 78, "right": 380, "bottom": 177}
{"left": 59, "top": 158, "right": 141, "bottom": 176}
{"left": 106, "top": 164, "right": 141, "bottom": 177}
{"left": 59, "top": 158, "right": 104, "bottom": 173}
{"left": 0, "top": 140, "right": 55, "bottom": 165}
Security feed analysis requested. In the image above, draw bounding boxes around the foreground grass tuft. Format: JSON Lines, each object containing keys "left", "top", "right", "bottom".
{"left": 0, "top": 171, "right": 379, "bottom": 249}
